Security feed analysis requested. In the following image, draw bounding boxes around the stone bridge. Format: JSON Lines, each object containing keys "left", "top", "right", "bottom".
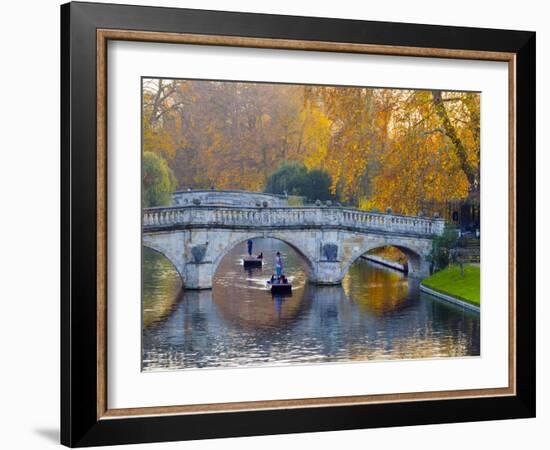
{"left": 142, "top": 205, "right": 445, "bottom": 289}
{"left": 172, "top": 189, "right": 293, "bottom": 207}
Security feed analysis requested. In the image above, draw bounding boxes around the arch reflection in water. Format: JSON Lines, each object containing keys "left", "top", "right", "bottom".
{"left": 142, "top": 239, "right": 480, "bottom": 371}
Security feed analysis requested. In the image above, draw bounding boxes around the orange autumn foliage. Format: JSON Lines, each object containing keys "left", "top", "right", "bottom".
{"left": 143, "top": 79, "right": 479, "bottom": 214}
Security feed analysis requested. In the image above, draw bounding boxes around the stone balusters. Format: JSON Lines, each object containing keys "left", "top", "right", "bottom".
{"left": 142, "top": 205, "right": 445, "bottom": 237}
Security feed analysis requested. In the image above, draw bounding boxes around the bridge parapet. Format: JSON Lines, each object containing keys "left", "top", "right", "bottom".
{"left": 172, "top": 190, "right": 290, "bottom": 207}
{"left": 143, "top": 206, "right": 445, "bottom": 237}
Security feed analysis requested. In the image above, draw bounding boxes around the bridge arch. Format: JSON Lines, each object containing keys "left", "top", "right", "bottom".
{"left": 340, "top": 238, "right": 429, "bottom": 280}
{"left": 142, "top": 243, "right": 187, "bottom": 285}
{"left": 142, "top": 233, "right": 187, "bottom": 284}
{"left": 211, "top": 233, "right": 316, "bottom": 280}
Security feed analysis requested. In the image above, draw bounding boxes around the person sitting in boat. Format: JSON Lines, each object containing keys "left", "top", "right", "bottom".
{"left": 257, "top": 252, "right": 263, "bottom": 260}
{"left": 269, "top": 274, "right": 276, "bottom": 284}
{"left": 281, "top": 275, "right": 288, "bottom": 284}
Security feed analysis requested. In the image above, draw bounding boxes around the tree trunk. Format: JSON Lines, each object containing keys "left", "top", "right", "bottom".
{"left": 431, "top": 90, "right": 478, "bottom": 190}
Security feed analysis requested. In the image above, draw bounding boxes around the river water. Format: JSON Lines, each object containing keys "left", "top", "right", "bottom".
{"left": 142, "top": 238, "right": 480, "bottom": 371}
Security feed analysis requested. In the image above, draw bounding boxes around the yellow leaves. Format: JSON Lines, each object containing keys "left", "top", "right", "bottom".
{"left": 141, "top": 79, "right": 479, "bottom": 210}
{"left": 364, "top": 135, "right": 470, "bottom": 215}
{"left": 143, "top": 122, "right": 180, "bottom": 160}
{"left": 301, "top": 106, "right": 332, "bottom": 168}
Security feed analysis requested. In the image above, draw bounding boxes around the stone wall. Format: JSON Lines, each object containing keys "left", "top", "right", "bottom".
{"left": 172, "top": 190, "right": 289, "bottom": 207}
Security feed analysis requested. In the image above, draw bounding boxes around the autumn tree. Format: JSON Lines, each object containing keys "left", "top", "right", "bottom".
{"left": 142, "top": 151, "right": 177, "bottom": 207}
{"left": 431, "top": 90, "right": 480, "bottom": 191}
{"left": 265, "top": 162, "right": 333, "bottom": 201}
{"left": 360, "top": 90, "right": 479, "bottom": 214}
{"left": 142, "top": 78, "right": 480, "bottom": 215}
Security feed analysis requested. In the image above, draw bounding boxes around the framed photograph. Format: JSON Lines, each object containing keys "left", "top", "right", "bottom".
{"left": 61, "top": 1, "right": 535, "bottom": 447}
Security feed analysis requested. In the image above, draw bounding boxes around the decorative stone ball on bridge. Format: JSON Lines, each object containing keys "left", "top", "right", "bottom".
{"left": 142, "top": 191, "right": 445, "bottom": 289}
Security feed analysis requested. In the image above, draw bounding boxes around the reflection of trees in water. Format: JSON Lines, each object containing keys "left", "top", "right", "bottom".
{"left": 142, "top": 240, "right": 480, "bottom": 370}
{"left": 142, "top": 247, "right": 182, "bottom": 328}
{"left": 142, "top": 240, "right": 420, "bottom": 332}
{"left": 212, "top": 285, "right": 314, "bottom": 332}
{"left": 145, "top": 282, "right": 347, "bottom": 342}
{"left": 143, "top": 246, "right": 421, "bottom": 334}
{"left": 343, "top": 259, "right": 413, "bottom": 315}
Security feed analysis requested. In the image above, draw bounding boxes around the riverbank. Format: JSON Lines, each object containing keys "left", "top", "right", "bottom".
{"left": 420, "top": 264, "right": 480, "bottom": 311}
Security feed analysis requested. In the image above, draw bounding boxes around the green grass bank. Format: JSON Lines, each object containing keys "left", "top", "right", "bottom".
{"left": 421, "top": 264, "right": 480, "bottom": 307}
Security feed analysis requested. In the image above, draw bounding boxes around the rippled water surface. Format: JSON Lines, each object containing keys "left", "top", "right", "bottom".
{"left": 142, "top": 238, "right": 480, "bottom": 371}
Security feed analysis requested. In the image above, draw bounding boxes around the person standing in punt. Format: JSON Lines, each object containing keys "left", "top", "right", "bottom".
{"left": 275, "top": 251, "right": 283, "bottom": 277}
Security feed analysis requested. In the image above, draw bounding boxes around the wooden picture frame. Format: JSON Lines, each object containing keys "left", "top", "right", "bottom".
{"left": 61, "top": 1, "right": 535, "bottom": 447}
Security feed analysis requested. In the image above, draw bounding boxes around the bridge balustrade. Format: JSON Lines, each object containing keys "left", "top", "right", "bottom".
{"left": 143, "top": 206, "right": 444, "bottom": 236}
